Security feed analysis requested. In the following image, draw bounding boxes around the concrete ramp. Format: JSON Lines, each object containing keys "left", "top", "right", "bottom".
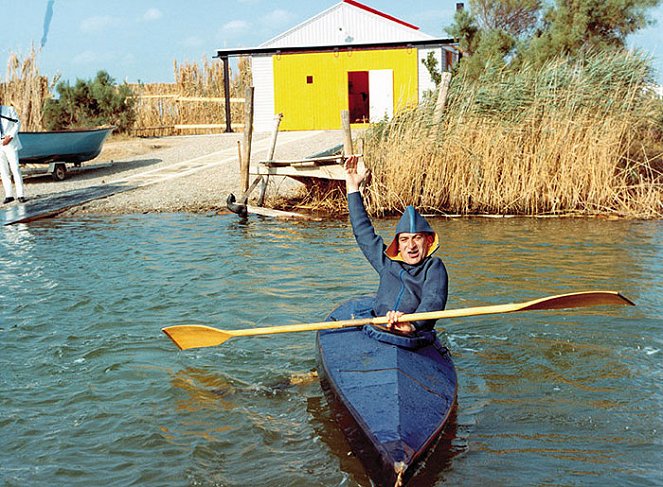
{"left": 2, "top": 183, "right": 133, "bottom": 226}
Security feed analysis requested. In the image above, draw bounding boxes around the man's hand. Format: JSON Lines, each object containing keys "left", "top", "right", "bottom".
{"left": 344, "top": 155, "right": 369, "bottom": 193}
{"left": 386, "top": 310, "right": 415, "bottom": 334}
{"left": 1, "top": 135, "right": 11, "bottom": 146}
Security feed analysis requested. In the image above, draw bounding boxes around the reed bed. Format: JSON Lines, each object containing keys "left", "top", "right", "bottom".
{"left": 0, "top": 47, "right": 52, "bottom": 131}
{"left": 129, "top": 56, "right": 251, "bottom": 136}
{"left": 2, "top": 50, "right": 250, "bottom": 136}
{"left": 360, "top": 51, "right": 662, "bottom": 219}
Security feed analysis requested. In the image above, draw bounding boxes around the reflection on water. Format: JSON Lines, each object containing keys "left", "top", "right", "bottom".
{"left": 171, "top": 367, "right": 239, "bottom": 413}
{"left": 0, "top": 214, "right": 661, "bottom": 486}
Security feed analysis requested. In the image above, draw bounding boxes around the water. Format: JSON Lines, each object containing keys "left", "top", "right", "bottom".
{"left": 1, "top": 214, "right": 661, "bottom": 486}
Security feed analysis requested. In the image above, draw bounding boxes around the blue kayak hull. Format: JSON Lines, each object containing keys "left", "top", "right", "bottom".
{"left": 317, "top": 325, "right": 457, "bottom": 485}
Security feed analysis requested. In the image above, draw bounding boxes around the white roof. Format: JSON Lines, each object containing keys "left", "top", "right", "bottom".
{"left": 260, "top": 0, "right": 434, "bottom": 48}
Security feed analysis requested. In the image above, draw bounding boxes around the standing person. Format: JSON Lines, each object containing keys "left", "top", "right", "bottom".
{"left": 0, "top": 103, "right": 26, "bottom": 204}
{"left": 341, "top": 155, "right": 448, "bottom": 335}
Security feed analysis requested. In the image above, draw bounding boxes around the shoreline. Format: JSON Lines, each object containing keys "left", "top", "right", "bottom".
{"left": 16, "top": 131, "right": 657, "bottom": 221}
{"left": 19, "top": 131, "right": 345, "bottom": 217}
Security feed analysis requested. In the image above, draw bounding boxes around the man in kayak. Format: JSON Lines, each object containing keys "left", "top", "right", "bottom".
{"left": 0, "top": 103, "right": 26, "bottom": 204}
{"left": 344, "top": 155, "right": 448, "bottom": 335}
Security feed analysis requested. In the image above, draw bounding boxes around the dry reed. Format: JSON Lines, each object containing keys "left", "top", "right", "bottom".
{"left": 2, "top": 49, "right": 251, "bottom": 136}
{"left": 129, "top": 56, "right": 252, "bottom": 136}
{"left": 0, "top": 47, "right": 52, "bottom": 131}
{"left": 360, "top": 51, "right": 662, "bottom": 219}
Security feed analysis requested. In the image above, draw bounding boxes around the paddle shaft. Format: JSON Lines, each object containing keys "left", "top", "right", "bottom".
{"left": 162, "top": 291, "right": 634, "bottom": 350}
{"left": 227, "top": 291, "right": 633, "bottom": 336}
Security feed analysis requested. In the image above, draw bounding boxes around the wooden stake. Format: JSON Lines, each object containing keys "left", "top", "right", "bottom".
{"left": 266, "top": 113, "right": 283, "bottom": 162}
{"left": 240, "top": 86, "right": 255, "bottom": 192}
{"left": 341, "top": 110, "right": 353, "bottom": 156}
{"left": 257, "top": 113, "right": 283, "bottom": 206}
{"left": 433, "top": 72, "right": 452, "bottom": 121}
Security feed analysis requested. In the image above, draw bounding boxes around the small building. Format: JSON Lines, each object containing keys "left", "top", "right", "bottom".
{"left": 216, "top": 0, "right": 458, "bottom": 131}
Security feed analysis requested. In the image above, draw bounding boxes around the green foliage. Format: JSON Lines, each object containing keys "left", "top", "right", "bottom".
{"left": 43, "top": 70, "right": 136, "bottom": 133}
{"left": 446, "top": 7, "right": 481, "bottom": 55}
{"left": 446, "top": 0, "right": 662, "bottom": 79}
{"left": 460, "top": 28, "right": 517, "bottom": 80}
{"left": 470, "top": 0, "right": 542, "bottom": 37}
{"left": 422, "top": 51, "right": 442, "bottom": 88}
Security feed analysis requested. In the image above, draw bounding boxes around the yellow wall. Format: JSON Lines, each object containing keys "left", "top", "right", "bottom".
{"left": 273, "top": 49, "right": 419, "bottom": 131}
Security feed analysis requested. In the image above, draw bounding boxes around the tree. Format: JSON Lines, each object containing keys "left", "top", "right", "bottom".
{"left": 43, "top": 70, "right": 136, "bottom": 133}
{"left": 446, "top": 4, "right": 518, "bottom": 79}
{"left": 525, "top": 0, "right": 661, "bottom": 64}
{"left": 471, "top": 0, "right": 542, "bottom": 37}
{"left": 446, "top": 6, "right": 481, "bottom": 56}
{"left": 446, "top": 0, "right": 662, "bottom": 76}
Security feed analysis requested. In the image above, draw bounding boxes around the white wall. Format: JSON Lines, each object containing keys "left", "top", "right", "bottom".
{"left": 251, "top": 56, "right": 275, "bottom": 132}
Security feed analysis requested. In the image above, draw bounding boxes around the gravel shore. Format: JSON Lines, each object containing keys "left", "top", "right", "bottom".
{"left": 19, "top": 130, "right": 346, "bottom": 217}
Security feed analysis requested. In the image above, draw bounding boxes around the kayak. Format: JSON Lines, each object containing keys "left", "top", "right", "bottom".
{"left": 316, "top": 298, "right": 457, "bottom": 486}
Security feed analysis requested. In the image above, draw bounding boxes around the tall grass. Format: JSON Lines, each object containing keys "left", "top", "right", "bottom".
{"left": 361, "top": 51, "right": 662, "bottom": 218}
{"left": 0, "top": 47, "right": 52, "bottom": 131}
{"left": 2, "top": 49, "right": 251, "bottom": 136}
{"left": 129, "top": 56, "right": 251, "bottom": 136}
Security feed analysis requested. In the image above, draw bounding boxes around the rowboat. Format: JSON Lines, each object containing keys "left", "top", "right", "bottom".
{"left": 317, "top": 299, "right": 458, "bottom": 486}
{"left": 18, "top": 127, "right": 113, "bottom": 180}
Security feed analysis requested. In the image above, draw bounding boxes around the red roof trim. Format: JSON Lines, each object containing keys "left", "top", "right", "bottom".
{"left": 343, "top": 0, "right": 420, "bottom": 30}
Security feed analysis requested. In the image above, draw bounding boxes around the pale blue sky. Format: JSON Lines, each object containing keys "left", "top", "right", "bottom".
{"left": 3, "top": 1, "right": 662, "bottom": 85}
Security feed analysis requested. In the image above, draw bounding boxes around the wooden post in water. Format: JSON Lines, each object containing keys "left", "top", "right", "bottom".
{"left": 433, "top": 72, "right": 452, "bottom": 122}
{"left": 240, "top": 86, "right": 255, "bottom": 192}
{"left": 257, "top": 113, "right": 283, "bottom": 206}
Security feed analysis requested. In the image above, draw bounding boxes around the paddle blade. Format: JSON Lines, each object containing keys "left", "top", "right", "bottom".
{"left": 162, "top": 325, "right": 234, "bottom": 350}
{"left": 522, "top": 291, "right": 635, "bottom": 311}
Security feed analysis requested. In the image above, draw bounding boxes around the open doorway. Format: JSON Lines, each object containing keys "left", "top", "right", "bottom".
{"left": 348, "top": 70, "right": 394, "bottom": 123}
{"left": 348, "top": 71, "right": 369, "bottom": 123}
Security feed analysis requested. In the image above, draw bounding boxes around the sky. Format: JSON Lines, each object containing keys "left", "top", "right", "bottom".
{"left": 2, "top": 0, "right": 663, "bottom": 86}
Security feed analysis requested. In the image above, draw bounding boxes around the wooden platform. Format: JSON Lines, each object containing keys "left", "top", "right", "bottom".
{"left": 251, "top": 144, "right": 346, "bottom": 182}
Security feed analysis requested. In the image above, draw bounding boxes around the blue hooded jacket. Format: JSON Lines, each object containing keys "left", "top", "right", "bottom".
{"left": 348, "top": 192, "right": 448, "bottom": 331}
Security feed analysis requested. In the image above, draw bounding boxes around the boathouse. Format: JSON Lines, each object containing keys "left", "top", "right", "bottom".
{"left": 216, "top": 0, "right": 459, "bottom": 131}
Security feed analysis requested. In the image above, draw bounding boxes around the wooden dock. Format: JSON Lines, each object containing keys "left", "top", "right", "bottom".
{"left": 253, "top": 144, "right": 346, "bottom": 182}
{"left": 227, "top": 110, "right": 357, "bottom": 219}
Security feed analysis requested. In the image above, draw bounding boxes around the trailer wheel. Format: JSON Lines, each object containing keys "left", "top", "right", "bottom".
{"left": 52, "top": 164, "right": 67, "bottom": 181}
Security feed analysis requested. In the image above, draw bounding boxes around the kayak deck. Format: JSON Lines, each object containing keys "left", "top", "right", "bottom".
{"left": 317, "top": 325, "right": 457, "bottom": 485}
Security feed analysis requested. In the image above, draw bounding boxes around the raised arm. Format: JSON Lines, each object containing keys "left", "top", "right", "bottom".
{"left": 344, "top": 156, "right": 387, "bottom": 272}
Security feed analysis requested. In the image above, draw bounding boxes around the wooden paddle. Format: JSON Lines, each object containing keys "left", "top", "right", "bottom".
{"left": 162, "top": 291, "right": 634, "bottom": 351}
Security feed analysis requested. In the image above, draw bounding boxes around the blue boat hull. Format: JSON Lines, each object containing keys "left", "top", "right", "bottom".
{"left": 317, "top": 322, "right": 457, "bottom": 485}
{"left": 18, "top": 127, "right": 113, "bottom": 165}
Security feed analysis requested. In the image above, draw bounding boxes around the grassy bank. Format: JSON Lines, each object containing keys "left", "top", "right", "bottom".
{"left": 360, "top": 51, "right": 662, "bottom": 219}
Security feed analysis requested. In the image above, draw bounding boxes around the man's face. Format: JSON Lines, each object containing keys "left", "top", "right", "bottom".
{"left": 397, "top": 232, "right": 433, "bottom": 265}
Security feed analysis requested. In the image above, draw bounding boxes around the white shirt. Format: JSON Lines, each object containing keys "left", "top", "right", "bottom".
{"left": 0, "top": 105, "right": 22, "bottom": 151}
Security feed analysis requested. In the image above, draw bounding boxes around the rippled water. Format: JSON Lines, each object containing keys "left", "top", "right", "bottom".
{"left": 1, "top": 214, "right": 661, "bottom": 486}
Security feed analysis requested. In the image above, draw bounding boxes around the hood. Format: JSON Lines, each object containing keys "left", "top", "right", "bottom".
{"left": 385, "top": 205, "right": 439, "bottom": 262}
